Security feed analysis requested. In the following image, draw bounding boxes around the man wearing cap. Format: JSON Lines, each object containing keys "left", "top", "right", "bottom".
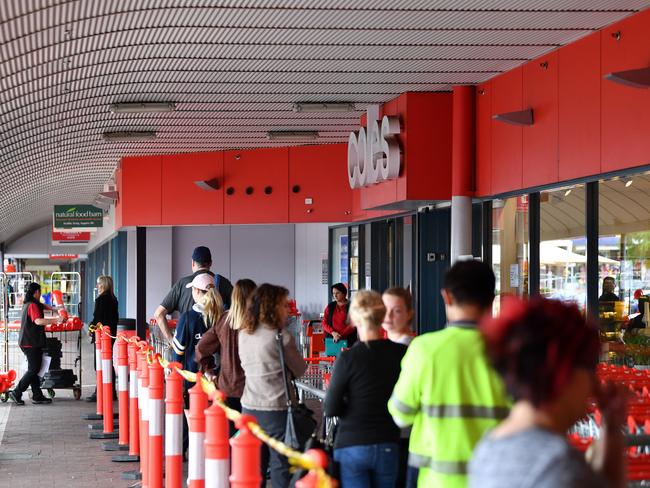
{"left": 153, "top": 246, "right": 233, "bottom": 343}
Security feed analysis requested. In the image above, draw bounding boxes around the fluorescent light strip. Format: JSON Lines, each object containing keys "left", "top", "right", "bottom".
{"left": 267, "top": 130, "right": 319, "bottom": 141}
{"left": 110, "top": 102, "right": 176, "bottom": 113}
{"left": 292, "top": 102, "right": 355, "bottom": 113}
{"left": 102, "top": 131, "right": 157, "bottom": 141}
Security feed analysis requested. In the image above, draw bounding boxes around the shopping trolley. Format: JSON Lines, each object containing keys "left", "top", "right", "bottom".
{"left": 148, "top": 318, "right": 177, "bottom": 363}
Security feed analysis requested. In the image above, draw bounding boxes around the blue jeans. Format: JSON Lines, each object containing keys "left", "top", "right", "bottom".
{"left": 334, "top": 443, "right": 399, "bottom": 488}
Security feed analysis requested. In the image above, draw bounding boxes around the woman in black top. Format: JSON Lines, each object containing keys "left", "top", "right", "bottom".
{"left": 86, "top": 275, "right": 119, "bottom": 402}
{"left": 10, "top": 282, "right": 63, "bottom": 405}
{"left": 324, "top": 290, "right": 407, "bottom": 488}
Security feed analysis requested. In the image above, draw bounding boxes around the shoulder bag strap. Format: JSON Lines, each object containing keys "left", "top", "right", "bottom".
{"left": 275, "top": 330, "right": 293, "bottom": 408}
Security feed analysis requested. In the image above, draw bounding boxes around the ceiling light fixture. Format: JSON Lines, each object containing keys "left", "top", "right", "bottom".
{"left": 564, "top": 189, "right": 572, "bottom": 196}
{"left": 267, "top": 130, "right": 319, "bottom": 141}
{"left": 625, "top": 178, "right": 634, "bottom": 188}
{"left": 110, "top": 102, "right": 176, "bottom": 113}
{"left": 102, "top": 131, "right": 157, "bottom": 141}
{"left": 292, "top": 102, "right": 355, "bottom": 113}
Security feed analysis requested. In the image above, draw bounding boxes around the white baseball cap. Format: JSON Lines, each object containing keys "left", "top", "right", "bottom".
{"left": 185, "top": 273, "right": 214, "bottom": 291}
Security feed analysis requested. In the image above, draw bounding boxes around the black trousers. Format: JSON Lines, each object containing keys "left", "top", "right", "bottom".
{"left": 15, "top": 347, "right": 44, "bottom": 399}
{"left": 242, "top": 408, "right": 290, "bottom": 488}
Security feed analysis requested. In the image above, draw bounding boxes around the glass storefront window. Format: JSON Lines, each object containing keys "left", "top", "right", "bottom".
{"left": 599, "top": 173, "right": 650, "bottom": 333}
{"left": 492, "top": 196, "right": 529, "bottom": 314}
{"left": 402, "top": 216, "right": 413, "bottom": 290}
{"left": 330, "top": 227, "right": 348, "bottom": 287}
{"left": 539, "top": 185, "right": 587, "bottom": 310}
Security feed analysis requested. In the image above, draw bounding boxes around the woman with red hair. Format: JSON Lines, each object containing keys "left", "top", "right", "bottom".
{"left": 469, "top": 297, "right": 627, "bottom": 488}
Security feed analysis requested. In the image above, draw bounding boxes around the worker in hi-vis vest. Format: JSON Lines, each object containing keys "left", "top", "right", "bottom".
{"left": 388, "top": 260, "right": 510, "bottom": 488}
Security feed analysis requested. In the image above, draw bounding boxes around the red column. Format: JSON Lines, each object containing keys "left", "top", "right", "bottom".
{"left": 204, "top": 392, "right": 229, "bottom": 487}
{"left": 138, "top": 344, "right": 151, "bottom": 488}
{"left": 101, "top": 326, "right": 115, "bottom": 434}
{"left": 450, "top": 85, "right": 476, "bottom": 264}
{"left": 165, "top": 363, "right": 184, "bottom": 488}
{"left": 229, "top": 415, "right": 262, "bottom": 488}
{"left": 148, "top": 358, "right": 164, "bottom": 488}
{"left": 188, "top": 373, "right": 208, "bottom": 488}
{"left": 117, "top": 333, "right": 129, "bottom": 447}
{"left": 95, "top": 328, "right": 103, "bottom": 417}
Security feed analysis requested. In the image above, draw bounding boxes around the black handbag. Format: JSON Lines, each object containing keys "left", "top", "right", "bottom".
{"left": 276, "top": 330, "right": 316, "bottom": 450}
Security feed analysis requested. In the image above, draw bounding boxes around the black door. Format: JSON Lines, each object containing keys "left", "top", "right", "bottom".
{"left": 417, "top": 208, "right": 451, "bottom": 333}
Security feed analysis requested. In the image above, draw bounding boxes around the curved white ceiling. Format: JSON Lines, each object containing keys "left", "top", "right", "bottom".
{"left": 1, "top": 0, "right": 649, "bottom": 243}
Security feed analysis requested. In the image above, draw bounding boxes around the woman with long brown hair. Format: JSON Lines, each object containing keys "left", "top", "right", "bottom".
{"left": 196, "top": 278, "right": 256, "bottom": 421}
{"left": 238, "top": 283, "right": 307, "bottom": 488}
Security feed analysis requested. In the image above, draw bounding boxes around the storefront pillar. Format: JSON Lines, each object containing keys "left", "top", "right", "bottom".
{"left": 450, "top": 85, "right": 475, "bottom": 264}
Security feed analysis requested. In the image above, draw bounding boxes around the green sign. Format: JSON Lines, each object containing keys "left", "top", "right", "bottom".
{"left": 53, "top": 205, "right": 104, "bottom": 229}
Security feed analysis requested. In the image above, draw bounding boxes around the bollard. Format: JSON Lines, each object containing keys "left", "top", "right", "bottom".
{"left": 104, "top": 333, "right": 129, "bottom": 451}
{"left": 90, "top": 327, "right": 118, "bottom": 440}
{"left": 148, "top": 357, "right": 164, "bottom": 488}
{"left": 295, "top": 449, "right": 336, "bottom": 488}
{"left": 115, "top": 337, "right": 140, "bottom": 465}
{"left": 96, "top": 327, "right": 104, "bottom": 416}
{"left": 82, "top": 327, "right": 104, "bottom": 421}
{"left": 188, "top": 373, "right": 208, "bottom": 488}
{"left": 139, "top": 344, "right": 151, "bottom": 488}
{"left": 165, "top": 362, "right": 184, "bottom": 488}
{"left": 229, "top": 415, "right": 262, "bottom": 488}
{"left": 205, "top": 391, "right": 229, "bottom": 487}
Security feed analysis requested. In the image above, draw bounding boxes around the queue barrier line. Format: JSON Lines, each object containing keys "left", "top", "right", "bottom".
{"left": 89, "top": 322, "right": 336, "bottom": 488}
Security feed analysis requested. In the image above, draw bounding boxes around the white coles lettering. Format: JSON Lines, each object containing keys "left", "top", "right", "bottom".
{"left": 348, "top": 112, "right": 401, "bottom": 189}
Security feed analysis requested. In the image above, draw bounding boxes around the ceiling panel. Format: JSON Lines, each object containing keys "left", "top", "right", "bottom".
{"left": 0, "top": 0, "right": 649, "bottom": 242}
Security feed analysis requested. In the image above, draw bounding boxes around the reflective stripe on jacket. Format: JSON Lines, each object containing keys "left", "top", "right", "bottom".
{"left": 388, "top": 324, "right": 510, "bottom": 488}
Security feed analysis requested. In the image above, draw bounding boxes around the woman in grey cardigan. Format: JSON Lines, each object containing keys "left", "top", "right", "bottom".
{"left": 239, "top": 283, "right": 307, "bottom": 488}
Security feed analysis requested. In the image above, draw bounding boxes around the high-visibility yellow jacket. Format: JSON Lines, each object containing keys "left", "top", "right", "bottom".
{"left": 388, "top": 323, "right": 510, "bottom": 488}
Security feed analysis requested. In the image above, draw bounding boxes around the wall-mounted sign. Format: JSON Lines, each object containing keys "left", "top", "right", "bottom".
{"left": 52, "top": 231, "right": 90, "bottom": 242}
{"left": 347, "top": 106, "right": 401, "bottom": 189}
{"left": 53, "top": 205, "right": 103, "bottom": 229}
{"left": 49, "top": 254, "right": 79, "bottom": 260}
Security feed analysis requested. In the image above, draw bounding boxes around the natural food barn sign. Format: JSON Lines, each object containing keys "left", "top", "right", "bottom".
{"left": 53, "top": 205, "right": 104, "bottom": 229}
{"left": 347, "top": 106, "right": 401, "bottom": 189}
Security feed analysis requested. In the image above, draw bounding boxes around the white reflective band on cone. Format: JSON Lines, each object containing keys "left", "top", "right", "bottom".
{"left": 102, "top": 360, "right": 112, "bottom": 383}
{"left": 130, "top": 372, "right": 138, "bottom": 398}
{"left": 95, "top": 350, "right": 101, "bottom": 370}
{"left": 205, "top": 459, "right": 229, "bottom": 487}
{"left": 165, "top": 414, "right": 183, "bottom": 455}
{"left": 149, "top": 399, "right": 163, "bottom": 436}
{"left": 118, "top": 365, "right": 128, "bottom": 392}
{"left": 140, "top": 387, "right": 149, "bottom": 421}
{"left": 137, "top": 379, "right": 143, "bottom": 409}
{"left": 188, "top": 431, "right": 205, "bottom": 481}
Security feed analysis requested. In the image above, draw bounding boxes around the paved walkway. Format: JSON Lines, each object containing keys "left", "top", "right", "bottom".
{"left": 0, "top": 337, "right": 130, "bottom": 488}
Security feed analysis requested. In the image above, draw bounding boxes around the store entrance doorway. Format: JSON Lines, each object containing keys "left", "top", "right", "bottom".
{"left": 417, "top": 208, "right": 451, "bottom": 333}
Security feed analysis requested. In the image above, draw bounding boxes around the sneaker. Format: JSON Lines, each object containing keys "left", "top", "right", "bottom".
{"left": 32, "top": 397, "right": 52, "bottom": 405}
{"left": 8, "top": 391, "right": 25, "bottom": 406}
{"left": 85, "top": 392, "right": 97, "bottom": 402}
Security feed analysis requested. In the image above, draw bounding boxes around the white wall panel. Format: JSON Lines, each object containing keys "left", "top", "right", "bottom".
{"left": 294, "top": 223, "right": 331, "bottom": 319}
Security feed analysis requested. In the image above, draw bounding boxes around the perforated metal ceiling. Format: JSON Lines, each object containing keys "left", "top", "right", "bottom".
{"left": 1, "top": 1, "right": 649, "bottom": 243}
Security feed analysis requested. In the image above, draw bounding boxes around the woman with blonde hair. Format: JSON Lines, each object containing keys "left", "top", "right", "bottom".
{"left": 324, "top": 290, "right": 408, "bottom": 488}
{"left": 196, "top": 278, "right": 256, "bottom": 422}
{"left": 86, "top": 274, "right": 119, "bottom": 402}
{"left": 171, "top": 272, "right": 223, "bottom": 377}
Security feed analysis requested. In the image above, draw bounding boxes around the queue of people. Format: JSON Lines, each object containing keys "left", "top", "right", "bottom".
{"left": 9, "top": 241, "right": 626, "bottom": 487}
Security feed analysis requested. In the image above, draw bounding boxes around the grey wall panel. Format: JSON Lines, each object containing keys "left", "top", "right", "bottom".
{"left": 230, "top": 225, "right": 296, "bottom": 295}
{"left": 171, "top": 226, "right": 231, "bottom": 283}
